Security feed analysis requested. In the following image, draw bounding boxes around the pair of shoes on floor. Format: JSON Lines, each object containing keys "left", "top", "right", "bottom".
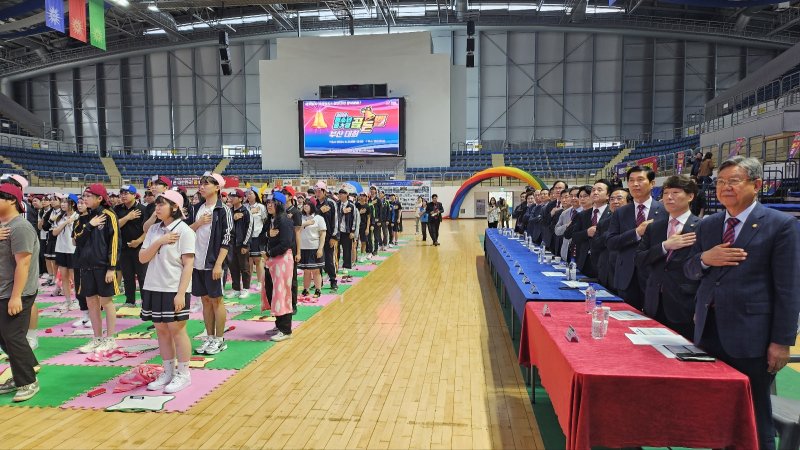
{"left": 147, "top": 370, "right": 192, "bottom": 393}
{"left": 0, "top": 379, "right": 39, "bottom": 402}
{"left": 195, "top": 337, "right": 227, "bottom": 355}
{"left": 79, "top": 337, "right": 118, "bottom": 354}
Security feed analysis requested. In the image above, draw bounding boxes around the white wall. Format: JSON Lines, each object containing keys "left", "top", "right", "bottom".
{"left": 260, "top": 32, "right": 451, "bottom": 171}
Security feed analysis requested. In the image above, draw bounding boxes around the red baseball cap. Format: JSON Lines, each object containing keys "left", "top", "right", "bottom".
{"left": 281, "top": 185, "right": 296, "bottom": 198}
{"left": 0, "top": 184, "right": 23, "bottom": 210}
{"left": 84, "top": 183, "right": 110, "bottom": 206}
{"left": 151, "top": 175, "right": 172, "bottom": 188}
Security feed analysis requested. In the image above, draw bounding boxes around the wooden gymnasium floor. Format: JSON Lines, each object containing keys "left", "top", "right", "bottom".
{"left": 0, "top": 219, "right": 543, "bottom": 449}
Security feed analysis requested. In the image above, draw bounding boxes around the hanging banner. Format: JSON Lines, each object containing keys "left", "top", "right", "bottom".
{"left": 676, "top": 153, "right": 685, "bottom": 174}
{"left": 788, "top": 132, "right": 800, "bottom": 160}
{"left": 636, "top": 156, "right": 659, "bottom": 174}
{"left": 44, "top": 0, "right": 65, "bottom": 33}
{"left": 69, "top": 0, "right": 86, "bottom": 42}
{"left": 143, "top": 175, "right": 240, "bottom": 189}
{"left": 88, "top": 0, "right": 105, "bottom": 50}
{"left": 729, "top": 137, "right": 746, "bottom": 158}
{"left": 614, "top": 161, "right": 633, "bottom": 178}
{"left": 371, "top": 180, "right": 431, "bottom": 211}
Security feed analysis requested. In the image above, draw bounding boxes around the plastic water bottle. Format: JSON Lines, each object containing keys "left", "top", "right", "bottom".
{"left": 568, "top": 262, "right": 577, "bottom": 281}
{"left": 585, "top": 285, "right": 596, "bottom": 314}
{"left": 591, "top": 299, "right": 604, "bottom": 339}
{"left": 537, "top": 246, "right": 544, "bottom": 264}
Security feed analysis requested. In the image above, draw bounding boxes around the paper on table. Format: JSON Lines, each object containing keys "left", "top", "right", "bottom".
{"left": 579, "top": 289, "right": 614, "bottom": 298}
{"left": 629, "top": 327, "right": 674, "bottom": 336}
{"left": 551, "top": 265, "right": 567, "bottom": 271}
{"left": 542, "top": 272, "right": 566, "bottom": 277}
{"left": 562, "top": 281, "right": 589, "bottom": 288}
{"left": 609, "top": 310, "right": 649, "bottom": 321}
{"left": 625, "top": 333, "right": 692, "bottom": 346}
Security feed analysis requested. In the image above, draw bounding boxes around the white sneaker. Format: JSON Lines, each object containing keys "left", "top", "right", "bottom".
{"left": 27, "top": 335, "right": 38, "bottom": 350}
{"left": 224, "top": 291, "right": 238, "bottom": 299}
{"left": 96, "top": 337, "right": 118, "bottom": 353}
{"left": 238, "top": 291, "right": 249, "bottom": 299}
{"left": 204, "top": 338, "right": 227, "bottom": 355}
{"left": 68, "top": 300, "right": 79, "bottom": 311}
{"left": 71, "top": 317, "right": 88, "bottom": 328}
{"left": 271, "top": 331, "right": 291, "bottom": 342}
{"left": 79, "top": 337, "right": 103, "bottom": 354}
{"left": 195, "top": 337, "right": 211, "bottom": 355}
{"left": 163, "top": 371, "right": 191, "bottom": 394}
{"left": 147, "top": 370, "right": 173, "bottom": 391}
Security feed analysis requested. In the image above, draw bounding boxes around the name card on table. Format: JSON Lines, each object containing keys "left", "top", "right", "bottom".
{"left": 521, "top": 275, "right": 530, "bottom": 284}
{"left": 565, "top": 325, "right": 579, "bottom": 342}
{"left": 542, "top": 304, "right": 551, "bottom": 316}
{"left": 514, "top": 261, "right": 521, "bottom": 268}
{"left": 517, "top": 267, "right": 524, "bottom": 275}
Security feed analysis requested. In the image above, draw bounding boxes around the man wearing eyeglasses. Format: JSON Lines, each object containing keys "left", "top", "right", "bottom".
{"left": 684, "top": 156, "right": 800, "bottom": 450}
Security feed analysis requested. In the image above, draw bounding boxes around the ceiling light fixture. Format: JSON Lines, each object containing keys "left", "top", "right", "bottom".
{"left": 147, "top": 2, "right": 159, "bottom": 12}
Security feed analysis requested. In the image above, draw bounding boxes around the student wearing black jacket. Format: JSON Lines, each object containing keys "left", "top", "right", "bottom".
{"left": 376, "top": 191, "right": 391, "bottom": 250}
{"left": 425, "top": 194, "right": 444, "bottom": 246}
{"left": 226, "top": 189, "right": 253, "bottom": 299}
{"left": 356, "top": 193, "right": 372, "bottom": 260}
{"left": 336, "top": 189, "right": 357, "bottom": 271}
{"left": 315, "top": 183, "right": 339, "bottom": 292}
{"left": 282, "top": 186, "right": 302, "bottom": 314}
{"left": 77, "top": 184, "right": 121, "bottom": 354}
{"left": 264, "top": 192, "right": 294, "bottom": 342}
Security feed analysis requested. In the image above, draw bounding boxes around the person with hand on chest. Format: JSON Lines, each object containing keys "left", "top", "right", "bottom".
{"left": 635, "top": 175, "right": 701, "bottom": 341}
{"left": 143, "top": 176, "right": 171, "bottom": 233}
{"left": 565, "top": 180, "right": 612, "bottom": 279}
{"left": 607, "top": 165, "right": 666, "bottom": 310}
{"left": 425, "top": 194, "right": 444, "bottom": 246}
{"left": 226, "top": 189, "right": 253, "bottom": 300}
{"left": 336, "top": 189, "right": 356, "bottom": 272}
{"left": 314, "top": 182, "right": 339, "bottom": 292}
{"left": 684, "top": 157, "right": 800, "bottom": 450}
{"left": 114, "top": 185, "right": 147, "bottom": 307}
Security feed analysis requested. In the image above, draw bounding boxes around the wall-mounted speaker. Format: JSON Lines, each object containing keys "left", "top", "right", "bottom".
{"left": 467, "top": 20, "right": 475, "bottom": 36}
{"left": 466, "top": 37, "right": 475, "bottom": 52}
{"left": 466, "top": 53, "right": 474, "bottom": 68}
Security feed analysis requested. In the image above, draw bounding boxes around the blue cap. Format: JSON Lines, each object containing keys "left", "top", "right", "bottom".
{"left": 67, "top": 193, "right": 80, "bottom": 205}
{"left": 270, "top": 191, "right": 287, "bottom": 205}
{"left": 120, "top": 184, "right": 137, "bottom": 194}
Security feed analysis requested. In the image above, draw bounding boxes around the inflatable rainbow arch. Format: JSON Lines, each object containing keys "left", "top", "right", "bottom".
{"left": 448, "top": 167, "right": 545, "bottom": 218}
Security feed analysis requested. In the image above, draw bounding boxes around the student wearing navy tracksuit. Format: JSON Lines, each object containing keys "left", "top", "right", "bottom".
{"left": 226, "top": 189, "right": 253, "bottom": 299}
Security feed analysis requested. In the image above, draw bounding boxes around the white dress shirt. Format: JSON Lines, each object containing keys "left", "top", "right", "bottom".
{"left": 661, "top": 209, "right": 692, "bottom": 254}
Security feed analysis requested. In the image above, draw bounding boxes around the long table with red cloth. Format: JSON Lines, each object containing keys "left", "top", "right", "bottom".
{"left": 518, "top": 301, "right": 758, "bottom": 450}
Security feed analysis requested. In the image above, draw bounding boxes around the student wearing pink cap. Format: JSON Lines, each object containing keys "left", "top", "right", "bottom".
{"left": 139, "top": 190, "right": 196, "bottom": 393}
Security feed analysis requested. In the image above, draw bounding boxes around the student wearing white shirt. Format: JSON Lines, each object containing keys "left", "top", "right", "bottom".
{"left": 51, "top": 195, "right": 80, "bottom": 312}
{"left": 297, "top": 202, "right": 327, "bottom": 299}
{"left": 138, "top": 190, "right": 196, "bottom": 394}
{"left": 246, "top": 189, "right": 266, "bottom": 292}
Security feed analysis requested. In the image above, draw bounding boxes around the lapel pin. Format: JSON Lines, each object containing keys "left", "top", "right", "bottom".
{"left": 752, "top": 224, "right": 758, "bottom": 228}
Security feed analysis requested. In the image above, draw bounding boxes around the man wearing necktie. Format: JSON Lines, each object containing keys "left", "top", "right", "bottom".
{"left": 684, "top": 157, "right": 800, "bottom": 450}
{"left": 542, "top": 181, "right": 568, "bottom": 254}
{"left": 565, "top": 180, "right": 612, "bottom": 279}
{"left": 607, "top": 165, "right": 666, "bottom": 310}
{"left": 554, "top": 187, "right": 580, "bottom": 261}
{"left": 635, "top": 175, "right": 701, "bottom": 340}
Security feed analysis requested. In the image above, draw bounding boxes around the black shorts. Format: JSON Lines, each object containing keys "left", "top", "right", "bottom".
{"left": 359, "top": 228, "right": 369, "bottom": 243}
{"left": 55, "top": 252, "right": 74, "bottom": 268}
{"left": 249, "top": 236, "right": 263, "bottom": 257}
{"left": 297, "top": 249, "right": 324, "bottom": 269}
{"left": 191, "top": 269, "right": 224, "bottom": 299}
{"left": 44, "top": 237, "right": 57, "bottom": 259}
{"left": 79, "top": 268, "right": 118, "bottom": 298}
{"left": 140, "top": 291, "right": 190, "bottom": 323}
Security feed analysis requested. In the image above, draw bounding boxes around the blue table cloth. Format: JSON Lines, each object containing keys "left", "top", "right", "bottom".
{"left": 484, "top": 228, "right": 622, "bottom": 322}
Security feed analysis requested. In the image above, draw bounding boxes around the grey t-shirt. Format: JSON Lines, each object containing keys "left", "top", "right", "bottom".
{"left": 0, "top": 215, "right": 40, "bottom": 298}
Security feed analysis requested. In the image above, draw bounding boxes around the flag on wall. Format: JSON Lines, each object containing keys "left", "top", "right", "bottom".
{"left": 88, "top": 0, "right": 105, "bottom": 50}
{"left": 44, "top": 0, "right": 65, "bottom": 33}
{"left": 69, "top": 0, "right": 86, "bottom": 42}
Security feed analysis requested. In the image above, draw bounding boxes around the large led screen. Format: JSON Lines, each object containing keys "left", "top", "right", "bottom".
{"left": 298, "top": 98, "right": 405, "bottom": 157}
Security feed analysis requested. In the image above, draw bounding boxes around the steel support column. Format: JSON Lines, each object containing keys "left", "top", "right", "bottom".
{"left": 72, "top": 67, "right": 83, "bottom": 149}
{"left": 192, "top": 48, "right": 199, "bottom": 151}
{"left": 143, "top": 55, "right": 152, "bottom": 149}
{"left": 167, "top": 51, "right": 176, "bottom": 149}
{"left": 96, "top": 63, "right": 107, "bottom": 155}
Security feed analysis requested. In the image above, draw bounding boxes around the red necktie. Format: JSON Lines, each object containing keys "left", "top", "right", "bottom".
{"left": 591, "top": 208, "right": 599, "bottom": 226}
{"left": 665, "top": 218, "right": 680, "bottom": 262}
{"left": 723, "top": 217, "right": 740, "bottom": 245}
{"left": 636, "top": 204, "right": 646, "bottom": 226}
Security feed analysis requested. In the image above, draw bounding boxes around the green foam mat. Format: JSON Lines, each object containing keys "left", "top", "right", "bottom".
{"left": 291, "top": 305, "right": 323, "bottom": 322}
{"left": 120, "top": 319, "right": 207, "bottom": 338}
{"left": 34, "top": 337, "right": 91, "bottom": 361}
{"left": 37, "top": 316, "right": 74, "bottom": 328}
{"left": 0, "top": 365, "right": 126, "bottom": 408}
{"left": 146, "top": 339, "right": 274, "bottom": 370}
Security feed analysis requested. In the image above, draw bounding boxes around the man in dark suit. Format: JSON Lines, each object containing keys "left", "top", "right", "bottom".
{"left": 635, "top": 175, "right": 700, "bottom": 340}
{"left": 599, "top": 188, "right": 630, "bottom": 293}
{"left": 566, "top": 180, "right": 612, "bottom": 279}
{"left": 526, "top": 189, "right": 548, "bottom": 245}
{"left": 684, "top": 157, "right": 800, "bottom": 450}
{"left": 541, "top": 181, "right": 568, "bottom": 253}
{"left": 512, "top": 191, "right": 530, "bottom": 233}
{"left": 607, "top": 165, "right": 666, "bottom": 310}
{"left": 425, "top": 194, "right": 444, "bottom": 246}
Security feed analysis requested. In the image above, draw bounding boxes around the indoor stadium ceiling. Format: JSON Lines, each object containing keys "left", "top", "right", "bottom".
{"left": 0, "top": 0, "right": 800, "bottom": 77}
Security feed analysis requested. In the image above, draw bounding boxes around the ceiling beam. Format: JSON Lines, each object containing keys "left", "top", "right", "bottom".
{"left": 261, "top": 5, "right": 295, "bottom": 31}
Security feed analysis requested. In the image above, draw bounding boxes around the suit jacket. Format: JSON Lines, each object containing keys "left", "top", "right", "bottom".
{"left": 684, "top": 203, "right": 800, "bottom": 358}
{"left": 526, "top": 203, "right": 545, "bottom": 242}
{"left": 607, "top": 199, "right": 666, "bottom": 292}
{"left": 564, "top": 209, "right": 594, "bottom": 276}
{"left": 554, "top": 206, "right": 575, "bottom": 261}
{"left": 591, "top": 211, "right": 615, "bottom": 287}
{"left": 635, "top": 214, "right": 701, "bottom": 324}
{"left": 541, "top": 200, "right": 561, "bottom": 250}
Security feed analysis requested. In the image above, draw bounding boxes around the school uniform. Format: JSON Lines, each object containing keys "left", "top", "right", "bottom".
{"left": 191, "top": 198, "right": 233, "bottom": 299}
{"left": 247, "top": 202, "right": 267, "bottom": 257}
{"left": 54, "top": 211, "right": 78, "bottom": 268}
{"left": 228, "top": 204, "right": 253, "bottom": 292}
{"left": 76, "top": 206, "right": 120, "bottom": 298}
{"left": 115, "top": 201, "right": 147, "bottom": 305}
{"left": 298, "top": 214, "right": 326, "bottom": 270}
{"left": 140, "top": 220, "right": 196, "bottom": 323}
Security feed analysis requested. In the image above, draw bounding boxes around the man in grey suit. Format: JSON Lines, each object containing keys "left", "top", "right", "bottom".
{"left": 685, "top": 157, "right": 800, "bottom": 450}
{"left": 555, "top": 187, "right": 581, "bottom": 261}
{"left": 607, "top": 165, "right": 666, "bottom": 310}
{"left": 635, "top": 175, "right": 701, "bottom": 340}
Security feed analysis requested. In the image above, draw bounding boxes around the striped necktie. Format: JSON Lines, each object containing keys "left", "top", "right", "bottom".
{"left": 723, "top": 217, "right": 740, "bottom": 245}
{"left": 635, "top": 204, "right": 646, "bottom": 226}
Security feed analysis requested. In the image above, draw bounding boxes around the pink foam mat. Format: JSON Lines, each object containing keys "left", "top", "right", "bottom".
{"left": 42, "top": 339, "right": 161, "bottom": 367}
{"left": 222, "top": 319, "right": 303, "bottom": 341}
{"left": 297, "top": 294, "right": 339, "bottom": 307}
{"left": 39, "top": 306, "right": 84, "bottom": 318}
{"left": 61, "top": 368, "right": 237, "bottom": 412}
{"left": 37, "top": 318, "right": 143, "bottom": 338}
